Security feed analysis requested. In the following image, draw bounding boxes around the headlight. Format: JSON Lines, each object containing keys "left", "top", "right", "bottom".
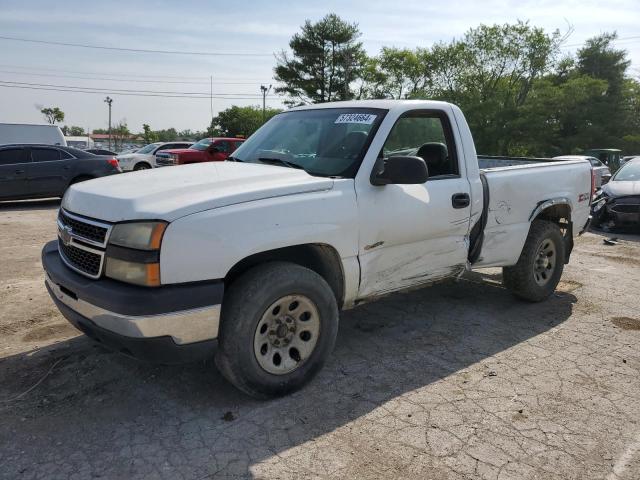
{"left": 105, "top": 221, "right": 167, "bottom": 286}
{"left": 105, "top": 257, "right": 160, "bottom": 287}
{"left": 109, "top": 222, "right": 166, "bottom": 250}
{"left": 592, "top": 194, "right": 608, "bottom": 212}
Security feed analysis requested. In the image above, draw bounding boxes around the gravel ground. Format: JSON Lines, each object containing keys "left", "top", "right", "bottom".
{"left": 1, "top": 199, "right": 639, "bottom": 480}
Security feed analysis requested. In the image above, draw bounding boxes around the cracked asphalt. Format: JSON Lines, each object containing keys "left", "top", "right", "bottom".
{"left": 1, "top": 199, "right": 640, "bottom": 479}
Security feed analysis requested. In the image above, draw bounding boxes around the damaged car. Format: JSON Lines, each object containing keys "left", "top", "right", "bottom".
{"left": 591, "top": 157, "right": 640, "bottom": 229}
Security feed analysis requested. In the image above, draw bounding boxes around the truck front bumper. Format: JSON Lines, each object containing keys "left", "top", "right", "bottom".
{"left": 42, "top": 241, "right": 223, "bottom": 364}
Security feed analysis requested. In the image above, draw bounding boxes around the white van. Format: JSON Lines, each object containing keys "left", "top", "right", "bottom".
{"left": 64, "top": 136, "right": 95, "bottom": 149}
{"left": 0, "top": 123, "right": 66, "bottom": 146}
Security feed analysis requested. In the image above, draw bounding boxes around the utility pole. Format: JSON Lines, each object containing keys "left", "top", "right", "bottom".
{"left": 104, "top": 96, "right": 113, "bottom": 150}
{"left": 260, "top": 84, "right": 272, "bottom": 122}
{"left": 210, "top": 75, "right": 213, "bottom": 124}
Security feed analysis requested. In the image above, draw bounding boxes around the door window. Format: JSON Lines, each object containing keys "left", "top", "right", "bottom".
{"left": 214, "top": 141, "right": 231, "bottom": 153}
{"left": 31, "top": 148, "right": 61, "bottom": 162}
{"left": 0, "top": 148, "right": 26, "bottom": 165}
{"left": 382, "top": 112, "right": 459, "bottom": 179}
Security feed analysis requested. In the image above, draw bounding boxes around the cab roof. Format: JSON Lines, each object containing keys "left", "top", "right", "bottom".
{"left": 288, "top": 99, "right": 453, "bottom": 114}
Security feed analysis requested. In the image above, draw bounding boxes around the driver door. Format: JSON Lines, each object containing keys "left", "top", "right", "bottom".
{"left": 356, "top": 110, "right": 472, "bottom": 298}
{"left": 209, "top": 141, "right": 231, "bottom": 161}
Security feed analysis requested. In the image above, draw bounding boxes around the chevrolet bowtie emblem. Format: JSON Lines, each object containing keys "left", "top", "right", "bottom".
{"left": 60, "top": 225, "right": 73, "bottom": 246}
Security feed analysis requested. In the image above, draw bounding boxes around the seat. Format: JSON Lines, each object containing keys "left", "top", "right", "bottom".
{"left": 416, "top": 142, "right": 449, "bottom": 177}
{"left": 324, "top": 131, "right": 368, "bottom": 159}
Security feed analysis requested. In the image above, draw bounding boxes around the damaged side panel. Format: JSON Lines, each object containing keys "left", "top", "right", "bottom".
{"left": 357, "top": 235, "right": 469, "bottom": 298}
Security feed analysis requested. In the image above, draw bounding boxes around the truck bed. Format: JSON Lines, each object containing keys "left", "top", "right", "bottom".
{"left": 474, "top": 158, "right": 592, "bottom": 268}
{"left": 477, "top": 155, "right": 555, "bottom": 169}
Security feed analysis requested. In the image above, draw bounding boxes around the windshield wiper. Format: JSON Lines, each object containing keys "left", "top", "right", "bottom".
{"left": 227, "top": 155, "right": 243, "bottom": 162}
{"left": 258, "top": 157, "right": 305, "bottom": 170}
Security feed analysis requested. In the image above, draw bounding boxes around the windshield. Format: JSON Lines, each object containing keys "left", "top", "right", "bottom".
{"left": 137, "top": 143, "right": 161, "bottom": 154}
{"left": 230, "top": 108, "right": 386, "bottom": 177}
{"left": 190, "top": 138, "right": 212, "bottom": 151}
{"left": 613, "top": 161, "right": 640, "bottom": 182}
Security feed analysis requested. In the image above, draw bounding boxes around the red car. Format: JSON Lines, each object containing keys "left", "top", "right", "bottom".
{"left": 155, "top": 137, "right": 244, "bottom": 166}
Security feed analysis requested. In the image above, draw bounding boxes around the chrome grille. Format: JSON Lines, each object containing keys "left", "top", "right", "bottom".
{"left": 58, "top": 209, "right": 112, "bottom": 247}
{"left": 59, "top": 241, "right": 102, "bottom": 277}
{"left": 59, "top": 210, "right": 108, "bottom": 244}
{"left": 57, "top": 209, "right": 111, "bottom": 279}
{"left": 611, "top": 204, "right": 640, "bottom": 214}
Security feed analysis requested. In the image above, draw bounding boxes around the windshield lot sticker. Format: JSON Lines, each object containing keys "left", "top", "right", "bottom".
{"left": 334, "top": 113, "right": 377, "bottom": 124}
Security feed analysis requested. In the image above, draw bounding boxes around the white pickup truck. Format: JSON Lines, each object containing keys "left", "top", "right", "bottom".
{"left": 42, "top": 100, "right": 593, "bottom": 398}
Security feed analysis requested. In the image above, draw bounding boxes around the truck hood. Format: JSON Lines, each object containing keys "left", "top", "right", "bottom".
{"left": 62, "top": 162, "right": 334, "bottom": 222}
{"left": 603, "top": 180, "right": 640, "bottom": 197}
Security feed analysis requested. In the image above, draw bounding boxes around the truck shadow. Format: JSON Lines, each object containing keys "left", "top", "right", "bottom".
{"left": 588, "top": 225, "right": 640, "bottom": 243}
{"left": 0, "top": 273, "right": 577, "bottom": 478}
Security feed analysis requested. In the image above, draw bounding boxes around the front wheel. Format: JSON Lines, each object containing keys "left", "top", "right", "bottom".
{"left": 133, "top": 162, "right": 151, "bottom": 171}
{"left": 502, "top": 219, "right": 565, "bottom": 302}
{"left": 215, "top": 262, "right": 339, "bottom": 399}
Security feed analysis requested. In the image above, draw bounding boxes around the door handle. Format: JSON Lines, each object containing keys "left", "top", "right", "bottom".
{"left": 14, "top": 169, "right": 25, "bottom": 174}
{"left": 452, "top": 193, "right": 470, "bottom": 209}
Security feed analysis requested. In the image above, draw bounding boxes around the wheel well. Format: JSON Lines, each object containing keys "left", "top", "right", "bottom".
{"left": 224, "top": 244, "right": 345, "bottom": 308}
{"left": 134, "top": 161, "right": 151, "bottom": 169}
{"left": 535, "top": 203, "right": 571, "bottom": 224}
{"left": 533, "top": 203, "right": 573, "bottom": 263}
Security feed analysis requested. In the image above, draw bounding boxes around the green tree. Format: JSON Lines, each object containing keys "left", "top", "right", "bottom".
{"left": 574, "top": 32, "right": 632, "bottom": 149}
{"left": 41, "top": 106, "right": 65, "bottom": 124}
{"left": 112, "top": 122, "right": 130, "bottom": 151}
{"left": 275, "top": 13, "right": 366, "bottom": 105}
{"left": 65, "top": 126, "right": 85, "bottom": 136}
{"left": 142, "top": 124, "right": 157, "bottom": 143}
{"left": 209, "top": 105, "right": 281, "bottom": 138}
{"left": 362, "top": 47, "right": 427, "bottom": 99}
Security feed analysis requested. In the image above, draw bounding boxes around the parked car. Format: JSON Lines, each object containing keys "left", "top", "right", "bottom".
{"left": 42, "top": 100, "right": 592, "bottom": 398}
{"left": 0, "top": 123, "right": 66, "bottom": 146}
{"left": 585, "top": 148, "right": 623, "bottom": 172}
{"left": 554, "top": 155, "right": 612, "bottom": 187}
{"left": 0, "top": 144, "right": 120, "bottom": 201}
{"left": 591, "top": 157, "right": 640, "bottom": 229}
{"left": 155, "top": 137, "right": 243, "bottom": 166}
{"left": 86, "top": 148, "right": 117, "bottom": 156}
{"left": 116, "top": 141, "right": 193, "bottom": 171}
{"left": 621, "top": 155, "right": 639, "bottom": 167}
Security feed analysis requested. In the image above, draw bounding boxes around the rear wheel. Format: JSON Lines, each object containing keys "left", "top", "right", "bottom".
{"left": 215, "top": 262, "right": 339, "bottom": 399}
{"left": 133, "top": 162, "right": 151, "bottom": 171}
{"left": 503, "top": 220, "right": 565, "bottom": 302}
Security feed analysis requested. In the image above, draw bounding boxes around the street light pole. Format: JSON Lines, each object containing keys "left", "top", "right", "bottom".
{"left": 104, "top": 96, "right": 113, "bottom": 150}
{"left": 260, "top": 85, "right": 272, "bottom": 122}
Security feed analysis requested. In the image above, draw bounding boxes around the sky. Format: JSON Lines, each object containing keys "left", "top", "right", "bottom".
{"left": 0, "top": 0, "right": 639, "bottom": 134}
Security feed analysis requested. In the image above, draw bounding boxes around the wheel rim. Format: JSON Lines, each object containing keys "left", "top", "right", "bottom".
{"left": 253, "top": 294, "right": 320, "bottom": 375}
{"left": 533, "top": 237, "right": 556, "bottom": 286}
{"left": 135, "top": 164, "right": 150, "bottom": 170}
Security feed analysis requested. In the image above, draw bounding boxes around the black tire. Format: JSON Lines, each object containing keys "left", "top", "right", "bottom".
{"left": 133, "top": 162, "right": 151, "bottom": 171}
{"left": 502, "top": 219, "right": 565, "bottom": 302}
{"left": 215, "top": 261, "right": 339, "bottom": 399}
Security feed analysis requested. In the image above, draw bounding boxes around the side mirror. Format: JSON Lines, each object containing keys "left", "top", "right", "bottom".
{"left": 208, "top": 145, "right": 221, "bottom": 153}
{"left": 370, "top": 156, "right": 429, "bottom": 186}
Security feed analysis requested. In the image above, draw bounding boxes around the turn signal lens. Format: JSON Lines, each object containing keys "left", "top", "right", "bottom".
{"left": 105, "top": 257, "right": 161, "bottom": 287}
